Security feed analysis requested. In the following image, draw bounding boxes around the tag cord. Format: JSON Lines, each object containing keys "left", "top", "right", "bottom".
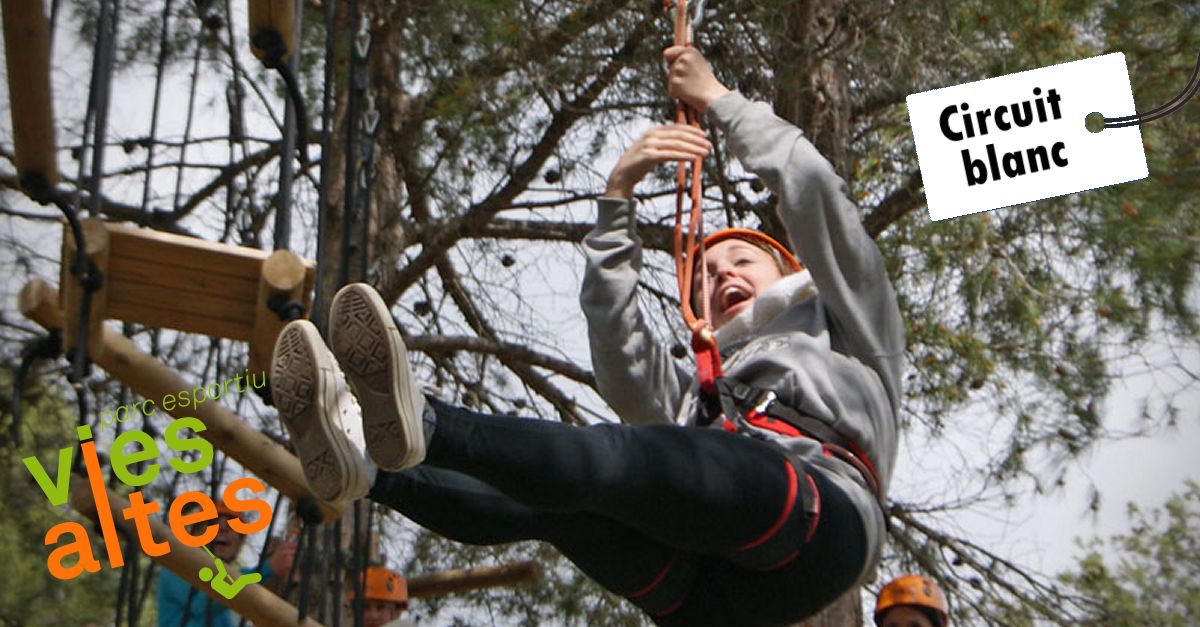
{"left": 1104, "top": 48, "right": 1200, "bottom": 128}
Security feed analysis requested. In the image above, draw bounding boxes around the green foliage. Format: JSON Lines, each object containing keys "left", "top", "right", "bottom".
{"left": 883, "top": 0, "right": 1199, "bottom": 488}
{"left": 1058, "top": 481, "right": 1200, "bottom": 625}
{"left": 0, "top": 368, "right": 131, "bottom": 626}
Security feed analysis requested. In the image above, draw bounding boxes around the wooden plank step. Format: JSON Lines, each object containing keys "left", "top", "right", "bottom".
{"left": 108, "top": 296, "right": 253, "bottom": 341}
{"left": 62, "top": 219, "right": 315, "bottom": 341}
{"left": 107, "top": 256, "right": 261, "bottom": 303}
{"left": 107, "top": 225, "right": 268, "bottom": 280}
{"left": 107, "top": 278, "right": 256, "bottom": 328}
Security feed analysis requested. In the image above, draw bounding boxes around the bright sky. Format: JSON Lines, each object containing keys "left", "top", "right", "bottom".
{"left": 893, "top": 341, "right": 1200, "bottom": 577}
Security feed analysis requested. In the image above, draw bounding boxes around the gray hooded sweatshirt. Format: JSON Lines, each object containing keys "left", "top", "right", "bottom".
{"left": 579, "top": 93, "right": 904, "bottom": 581}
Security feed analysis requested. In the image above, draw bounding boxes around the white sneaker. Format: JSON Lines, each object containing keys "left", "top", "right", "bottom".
{"left": 271, "top": 319, "right": 371, "bottom": 504}
{"left": 329, "top": 283, "right": 427, "bottom": 470}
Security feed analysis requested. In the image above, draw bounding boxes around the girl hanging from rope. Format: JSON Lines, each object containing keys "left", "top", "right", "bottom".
{"left": 270, "top": 45, "right": 903, "bottom": 626}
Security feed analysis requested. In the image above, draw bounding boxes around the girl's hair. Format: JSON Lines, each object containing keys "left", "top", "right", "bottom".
{"left": 730, "top": 237, "right": 797, "bottom": 276}
{"left": 692, "top": 230, "right": 800, "bottom": 277}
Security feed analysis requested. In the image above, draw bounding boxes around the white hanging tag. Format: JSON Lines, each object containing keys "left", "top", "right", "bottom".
{"left": 906, "top": 53, "right": 1148, "bottom": 222}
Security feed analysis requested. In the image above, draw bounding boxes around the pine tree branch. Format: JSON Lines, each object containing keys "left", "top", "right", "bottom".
{"left": 431, "top": 255, "right": 587, "bottom": 424}
{"left": 864, "top": 170, "right": 924, "bottom": 238}
{"left": 411, "top": 0, "right": 641, "bottom": 121}
{"left": 380, "top": 13, "right": 653, "bottom": 301}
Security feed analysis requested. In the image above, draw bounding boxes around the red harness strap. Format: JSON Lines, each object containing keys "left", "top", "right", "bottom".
{"left": 690, "top": 324, "right": 722, "bottom": 396}
{"left": 717, "top": 382, "right": 888, "bottom": 514}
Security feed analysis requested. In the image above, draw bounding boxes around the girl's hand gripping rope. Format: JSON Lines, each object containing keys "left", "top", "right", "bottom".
{"left": 660, "top": 16, "right": 731, "bottom": 391}
{"left": 664, "top": 45, "right": 730, "bottom": 114}
{"left": 605, "top": 125, "right": 712, "bottom": 200}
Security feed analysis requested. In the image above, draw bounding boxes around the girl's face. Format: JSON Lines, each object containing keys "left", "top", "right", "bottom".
{"left": 697, "top": 239, "right": 784, "bottom": 329}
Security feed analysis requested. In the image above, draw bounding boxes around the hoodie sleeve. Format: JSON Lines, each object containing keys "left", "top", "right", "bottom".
{"left": 706, "top": 93, "right": 905, "bottom": 409}
{"left": 580, "top": 197, "right": 691, "bottom": 425}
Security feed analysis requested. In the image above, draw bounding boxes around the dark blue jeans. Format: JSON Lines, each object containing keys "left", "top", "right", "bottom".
{"left": 369, "top": 399, "right": 867, "bottom": 626}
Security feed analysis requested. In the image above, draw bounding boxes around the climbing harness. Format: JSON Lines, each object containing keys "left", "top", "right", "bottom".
{"left": 710, "top": 379, "right": 886, "bottom": 512}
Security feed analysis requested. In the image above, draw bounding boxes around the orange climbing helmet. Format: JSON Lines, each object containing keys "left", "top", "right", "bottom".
{"left": 214, "top": 501, "right": 244, "bottom": 521}
{"left": 874, "top": 574, "right": 949, "bottom": 627}
{"left": 693, "top": 228, "right": 802, "bottom": 274}
{"left": 357, "top": 566, "right": 408, "bottom": 605}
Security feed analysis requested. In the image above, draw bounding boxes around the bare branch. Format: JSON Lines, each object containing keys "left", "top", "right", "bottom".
{"left": 431, "top": 255, "right": 587, "bottom": 424}
{"left": 864, "top": 170, "right": 923, "bottom": 238}
{"left": 0, "top": 171, "right": 194, "bottom": 234}
{"left": 171, "top": 144, "right": 281, "bottom": 221}
{"left": 411, "top": 0, "right": 642, "bottom": 121}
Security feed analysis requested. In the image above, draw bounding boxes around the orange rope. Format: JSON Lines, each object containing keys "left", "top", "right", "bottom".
{"left": 667, "top": 0, "right": 712, "bottom": 339}
{"left": 665, "top": 0, "right": 722, "bottom": 389}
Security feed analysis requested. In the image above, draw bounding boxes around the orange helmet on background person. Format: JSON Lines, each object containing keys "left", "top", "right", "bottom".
{"left": 214, "top": 501, "right": 244, "bottom": 520}
{"left": 693, "top": 228, "right": 803, "bottom": 274}
{"left": 874, "top": 574, "right": 950, "bottom": 627}
{"left": 356, "top": 566, "right": 408, "bottom": 606}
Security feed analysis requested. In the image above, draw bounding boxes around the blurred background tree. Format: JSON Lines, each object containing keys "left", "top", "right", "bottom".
{"left": 1055, "top": 481, "right": 1200, "bottom": 627}
{"left": 0, "top": 372, "right": 147, "bottom": 625}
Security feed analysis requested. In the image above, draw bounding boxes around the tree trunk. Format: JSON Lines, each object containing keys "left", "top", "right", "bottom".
{"left": 770, "top": 5, "right": 868, "bottom": 626}
{"left": 364, "top": 0, "right": 417, "bottom": 305}
{"left": 314, "top": 0, "right": 416, "bottom": 328}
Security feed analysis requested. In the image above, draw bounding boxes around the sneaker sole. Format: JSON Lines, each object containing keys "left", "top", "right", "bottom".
{"left": 271, "top": 320, "right": 363, "bottom": 503}
{"left": 330, "top": 284, "right": 426, "bottom": 470}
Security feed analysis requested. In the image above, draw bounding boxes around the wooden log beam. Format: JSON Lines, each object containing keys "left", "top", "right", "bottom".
{"left": 248, "top": 0, "right": 296, "bottom": 62}
{"left": 69, "top": 479, "right": 324, "bottom": 627}
{"left": 19, "top": 279, "right": 341, "bottom": 521}
{"left": 407, "top": 561, "right": 540, "bottom": 599}
{"left": 249, "top": 249, "right": 309, "bottom": 382}
{"left": 1, "top": 0, "right": 58, "bottom": 186}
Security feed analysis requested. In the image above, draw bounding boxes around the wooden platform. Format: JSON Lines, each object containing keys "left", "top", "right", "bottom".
{"left": 60, "top": 219, "right": 315, "bottom": 375}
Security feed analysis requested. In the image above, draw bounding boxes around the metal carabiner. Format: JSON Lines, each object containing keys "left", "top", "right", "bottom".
{"left": 663, "top": 0, "right": 706, "bottom": 43}
{"left": 690, "top": 0, "right": 706, "bottom": 33}
{"left": 354, "top": 13, "right": 372, "bottom": 59}
{"left": 750, "top": 390, "right": 777, "bottom": 419}
{"left": 362, "top": 94, "right": 381, "bottom": 135}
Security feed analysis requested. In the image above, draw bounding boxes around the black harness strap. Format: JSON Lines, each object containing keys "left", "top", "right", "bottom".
{"left": 711, "top": 377, "right": 887, "bottom": 514}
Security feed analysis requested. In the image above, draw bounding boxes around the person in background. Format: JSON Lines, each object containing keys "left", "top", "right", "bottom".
{"left": 873, "top": 574, "right": 950, "bottom": 627}
{"left": 156, "top": 501, "right": 296, "bottom": 627}
{"left": 355, "top": 565, "right": 410, "bottom": 627}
